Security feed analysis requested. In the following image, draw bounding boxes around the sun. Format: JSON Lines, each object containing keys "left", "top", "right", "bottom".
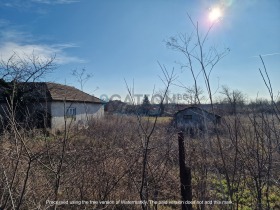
{"left": 209, "top": 7, "right": 222, "bottom": 22}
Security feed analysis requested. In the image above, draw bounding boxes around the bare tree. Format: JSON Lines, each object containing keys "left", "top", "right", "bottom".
{"left": 0, "top": 52, "right": 55, "bottom": 83}
{"left": 0, "top": 52, "right": 56, "bottom": 210}
{"left": 184, "top": 85, "right": 205, "bottom": 105}
{"left": 167, "top": 14, "right": 280, "bottom": 209}
{"left": 258, "top": 55, "right": 280, "bottom": 121}
{"left": 72, "top": 68, "right": 93, "bottom": 91}
{"left": 166, "top": 14, "right": 229, "bottom": 107}
{"left": 72, "top": 68, "right": 96, "bottom": 123}
{"left": 125, "top": 64, "right": 176, "bottom": 210}
{"left": 166, "top": 14, "right": 232, "bottom": 210}
{"left": 220, "top": 85, "right": 246, "bottom": 114}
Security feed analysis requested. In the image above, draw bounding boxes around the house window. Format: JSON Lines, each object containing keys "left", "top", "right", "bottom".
{"left": 66, "top": 107, "right": 76, "bottom": 120}
{"left": 184, "top": 115, "right": 192, "bottom": 120}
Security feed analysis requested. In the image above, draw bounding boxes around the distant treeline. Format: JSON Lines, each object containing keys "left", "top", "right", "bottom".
{"left": 104, "top": 99, "right": 280, "bottom": 116}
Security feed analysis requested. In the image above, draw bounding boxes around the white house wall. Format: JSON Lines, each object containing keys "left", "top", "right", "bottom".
{"left": 51, "top": 101, "right": 104, "bottom": 131}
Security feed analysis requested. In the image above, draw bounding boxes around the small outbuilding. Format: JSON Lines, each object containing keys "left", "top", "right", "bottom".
{"left": 174, "top": 106, "right": 221, "bottom": 132}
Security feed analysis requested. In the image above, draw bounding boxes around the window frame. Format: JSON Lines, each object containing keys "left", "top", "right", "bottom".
{"left": 66, "top": 107, "right": 76, "bottom": 120}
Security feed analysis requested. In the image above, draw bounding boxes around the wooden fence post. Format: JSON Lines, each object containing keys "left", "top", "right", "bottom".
{"left": 178, "top": 131, "right": 192, "bottom": 210}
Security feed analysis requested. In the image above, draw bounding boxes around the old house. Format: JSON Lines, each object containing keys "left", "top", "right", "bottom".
{"left": 0, "top": 82, "right": 104, "bottom": 131}
{"left": 174, "top": 106, "right": 221, "bottom": 132}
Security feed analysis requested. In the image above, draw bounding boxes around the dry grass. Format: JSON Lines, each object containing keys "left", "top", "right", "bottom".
{"left": 0, "top": 113, "right": 279, "bottom": 209}
{"left": 142, "top": 116, "right": 173, "bottom": 124}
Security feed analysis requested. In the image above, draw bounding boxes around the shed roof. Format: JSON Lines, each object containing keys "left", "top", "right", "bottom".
{"left": 174, "top": 106, "right": 221, "bottom": 118}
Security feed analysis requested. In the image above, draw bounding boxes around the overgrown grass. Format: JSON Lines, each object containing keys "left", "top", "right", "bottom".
{"left": 142, "top": 116, "right": 173, "bottom": 124}
{"left": 0, "top": 114, "right": 279, "bottom": 209}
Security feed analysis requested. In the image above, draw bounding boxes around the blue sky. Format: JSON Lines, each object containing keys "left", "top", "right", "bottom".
{"left": 0, "top": 0, "right": 279, "bottom": 103}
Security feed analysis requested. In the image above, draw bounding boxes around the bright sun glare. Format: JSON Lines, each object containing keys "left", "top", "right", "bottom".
{"left": 209, "top": 7, "right": 222, "bottom": 22}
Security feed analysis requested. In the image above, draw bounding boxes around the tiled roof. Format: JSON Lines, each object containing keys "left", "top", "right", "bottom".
{"left": 0, "top": 82, "right": 102, "bottom": 103}
{"left": 45, "top": 83, "right": 102, "bottom": 103}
